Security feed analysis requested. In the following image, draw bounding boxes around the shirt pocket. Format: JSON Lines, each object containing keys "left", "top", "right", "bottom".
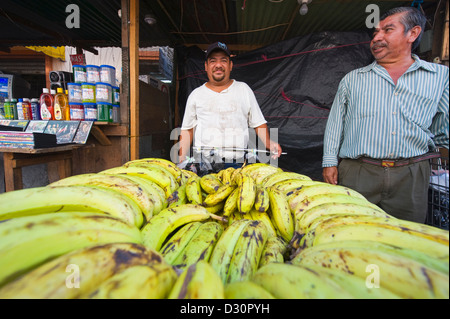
{"left": 400, "top": 94, "right": 437, "bottom": 128}
{"left": 350, "top": 90, "right": 378, "bottom": 118}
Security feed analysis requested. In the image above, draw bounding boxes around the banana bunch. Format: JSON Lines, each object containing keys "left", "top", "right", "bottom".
{"left": 87, "top": 263, "right": 178, "bottom": 299}
{"left": 0, "top": 157, "right": 448, "bottom": 299}
{"left": 140, "top": 204, "right": 224, "bottom": 251}
{"left": 209, "top": 219, "right": 268, "bottom": 284}
{"left": 291, "top": 240, "right": 449, "bottom": 299}
{"left": 299, "top": 214, "right": 450, "bottom": 261}
{"left": 0, "top": 211, "right": 143, "bottom": 288}
{"left": 168, "top": 260, "right": 224, "bottom": 299}
{"left": 251, "top": 262, "right": 400, "bottom": 299}
{"left": 99, "top": 158, "right": 181, "bottom": 198}
{"left": 0, "top": 242, "right": 169, "bottom": 299}
{"left": 0, "top": 184, "right": 144, "bottom": 228}
{"left": 159, "top": 221, "right": 223, "bottom": 271}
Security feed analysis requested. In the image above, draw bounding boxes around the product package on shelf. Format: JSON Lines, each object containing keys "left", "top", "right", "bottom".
{"left": 44, "top": 120, "right": 80, "bottom": 144}
{"left": 0, "top": 131, "right": 58, "bottom": 149}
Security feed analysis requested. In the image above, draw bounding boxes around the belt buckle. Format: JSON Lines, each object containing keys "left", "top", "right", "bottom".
{"left": 381, "top": 160, "right": 395, "bottom": 167}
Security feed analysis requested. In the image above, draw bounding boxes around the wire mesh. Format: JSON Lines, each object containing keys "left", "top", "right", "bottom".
{"left": 427, "top": 156, "right": 449, "bottom": 230}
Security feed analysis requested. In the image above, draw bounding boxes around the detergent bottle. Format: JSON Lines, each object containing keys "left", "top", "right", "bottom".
{"left": 54, "top": 87, "right": 69, "bottom": 120}
{"left": 40, "top": 88, "right": 54, "bottom": 120}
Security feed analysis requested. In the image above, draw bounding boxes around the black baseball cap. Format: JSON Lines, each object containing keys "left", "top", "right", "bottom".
{"left": 205, "top": 42, "right": 231, "bottom": 59}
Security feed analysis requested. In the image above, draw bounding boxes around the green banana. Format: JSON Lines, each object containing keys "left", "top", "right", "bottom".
{"left": 308, "top": 213, "right": 449, "bottom": 246}
{"left": 237, "top": 173, "right": 256, "bottom": 214}
{"left": 252, "top": 263, "right": 354, "bottom": 299}
{"left": 0, "top": 211, "right": 143, "bottom": 287}
{"left": 0, "top": 242, "right": 163, "bottom": 298}
{"left": 167, "top": 184, "right": 188, "bottom": 208}
{"left": 267, "top": 187, "right": 294, "bottom": 242}
{"left": 226, "top": 220, "right": 268, "bottom": 284}
{"left": 220, "top": 167, "right": 235, "bottom": 185}
{"left": 224, "top": 281, "right": 275, "bottom": 299}
{"left": 185, "top": 176, "right": 203, "bottom": 205}
{"left": 240, "top": 163, "right": 274, "bottom": 176}
{"left": 49, "top": 173, "right": 155, "bottom": 222}
{"left": 172, "top": 221, "right": 223, "bottom": 271}
{"left": 168, "top": 260, "right": 225, "bottom": 299}
{"left": 249, "top": 209, "right": 278, "bottom": 238}
{"left": 209, "top": 219, "right": 253, "bottom": 284}
{"left": 113, "top": 174, "right": 167, "bottom": 215}
{"left": 87, "top": 263, "right": 178, "bottom": 299}
{"left": 258, "top": 236, "right": 287, "bottom": 268}
{"left": 99, "top": 165, "right": 175, "bottom": 198}
{"left": 200, "top": 174, "right": 224, "bottom": 194}
{"left": 295, "top": 240, "right": 448, "bottom": 276}
{"left": 124, "top": 157, "right": 183, "bottom": 186}
{"left": 292, "top": 193, "right": 386, "bottom": 229}
{"left": 227, "top": 210, "right": 245, "bottom": 226}
{"left": 0, "top": 185, "right": 144, "bottom": 228}
{"left": 159, "top": 222, "right": 203, "bottom": 265}
{"left": 230, "top": 167, "right": 243, "bottom": 185}
{"left": 305, "top": 216, "right": 449, "bottom": 261}
{"left": 296, "top": 202, "right": 393, "bottom": 236}
{"left": 141, "top": 204, "right": 214, "bottom": 251}
{"left": 304, "top": 264, "right": 401, "bottom": 299}
{"left": 204, "top": 201, "right": 225, "bottom": 214}
{"left": 204, "top": 183, "right": 236, "bottom": 207}
{"left": 248, "top": 165, "right": 283, "bottom": 185}
{"left": 292, "top": 243, "right": 449, "bottom": 299}
{"left": 181, "top": 169, "right": 198, "bottom": 185}
{"left": 262, "top": 171, "right": 312, "bottom": 188}
{"left": 287, "top": 183, "right": 367, "bottom": 212}
{"left": 223, "top": 187, "right": 239, "bottom": 217}
{"left": 254, "top": 185, "right": 270, "bottom": 213}
{"left": 271, "top": 179, "right": 323, "bottom": 196}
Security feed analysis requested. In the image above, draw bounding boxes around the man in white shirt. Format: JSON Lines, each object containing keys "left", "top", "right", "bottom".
{"left": 178, "top": 42, "right": 282, "bottom": 172}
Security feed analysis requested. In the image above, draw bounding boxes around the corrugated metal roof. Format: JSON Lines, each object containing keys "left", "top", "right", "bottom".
{"left": 0, "top": 0, "right": 441, "bottom": 52}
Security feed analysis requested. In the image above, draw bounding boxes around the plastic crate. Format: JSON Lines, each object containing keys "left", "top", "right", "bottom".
{"left": 426, "top": 156, "right": 449, "bottom": 230}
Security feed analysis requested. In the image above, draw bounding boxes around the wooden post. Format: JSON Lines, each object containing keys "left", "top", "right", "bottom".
{"left": 441, "top": 0, "right": 449, "bottom": 65}
{"left": 121, "top": 0, "right": 130, "bottom": 164}
{"left": 44, "top": 55, "right": 52, "bottom": 90}
{"left": 129, "top": 0, "right": 139, "bottom": 160}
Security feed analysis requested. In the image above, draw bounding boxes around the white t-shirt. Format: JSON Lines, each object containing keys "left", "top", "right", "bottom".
{"left": 181, "top": 80, "right": 267, "bottom": 159}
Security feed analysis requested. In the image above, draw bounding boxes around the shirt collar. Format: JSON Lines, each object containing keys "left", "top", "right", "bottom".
{"left": 358, "top": 54, "right": 437, "bottom": 74}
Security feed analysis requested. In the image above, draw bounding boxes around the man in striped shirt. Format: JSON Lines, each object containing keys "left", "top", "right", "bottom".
{"left": 322, "top": 7, "right": 449, "bottom": 223}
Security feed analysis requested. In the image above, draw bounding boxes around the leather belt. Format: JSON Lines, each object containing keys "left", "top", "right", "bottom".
{"left": 357, "top": 152, "right": 441, "bottom": 168}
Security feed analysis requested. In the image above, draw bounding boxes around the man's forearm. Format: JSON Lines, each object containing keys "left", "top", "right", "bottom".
{"left": 178, "top": 128, "right": 193, "bottom": 162}
{"left": 255, "top": 123, "right": 282, "bottom": 157}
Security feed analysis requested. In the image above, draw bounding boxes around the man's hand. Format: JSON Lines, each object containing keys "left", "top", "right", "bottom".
{"left": 269, "top": 141, "right": 282, "bottom": 159}
{"left": 323, "top": 166, "right": 338, "bottom": 185}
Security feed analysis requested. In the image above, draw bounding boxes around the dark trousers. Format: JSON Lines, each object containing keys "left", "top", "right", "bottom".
{"left": 338, "top": 158, "right": 431, "bottom": 223}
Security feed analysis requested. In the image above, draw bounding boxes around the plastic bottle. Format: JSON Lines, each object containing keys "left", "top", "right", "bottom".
{"left": 30, "top": 98, "right": 41, "bottom": 120}
{"left": 11, "top": 98, "right": 18, "bottom": 120}
{"left": 16, "top": 98, "right": 24, "bottom": 120}
{"left": 22, "top": 98, "right": 32, "bottom": 120}
{"left": 0, "top": 100, "right": 5, "bottom": 119}
{"left": 3, "top": 99, "right": 11, "bottom": 119}
{"left": 54, "top": 87, "right": 69, "bottom": 120}
{"left": 40, "top": 88, "right": 54, "bottom": 120}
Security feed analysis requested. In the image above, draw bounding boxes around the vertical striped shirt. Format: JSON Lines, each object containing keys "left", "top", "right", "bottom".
{"left": 323, "top": 54, "right": 449, "bottom": 167}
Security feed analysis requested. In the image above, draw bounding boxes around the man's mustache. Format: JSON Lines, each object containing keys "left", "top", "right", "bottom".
{"left": 371, "top": 41, "right": 387, "bottom": 50}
